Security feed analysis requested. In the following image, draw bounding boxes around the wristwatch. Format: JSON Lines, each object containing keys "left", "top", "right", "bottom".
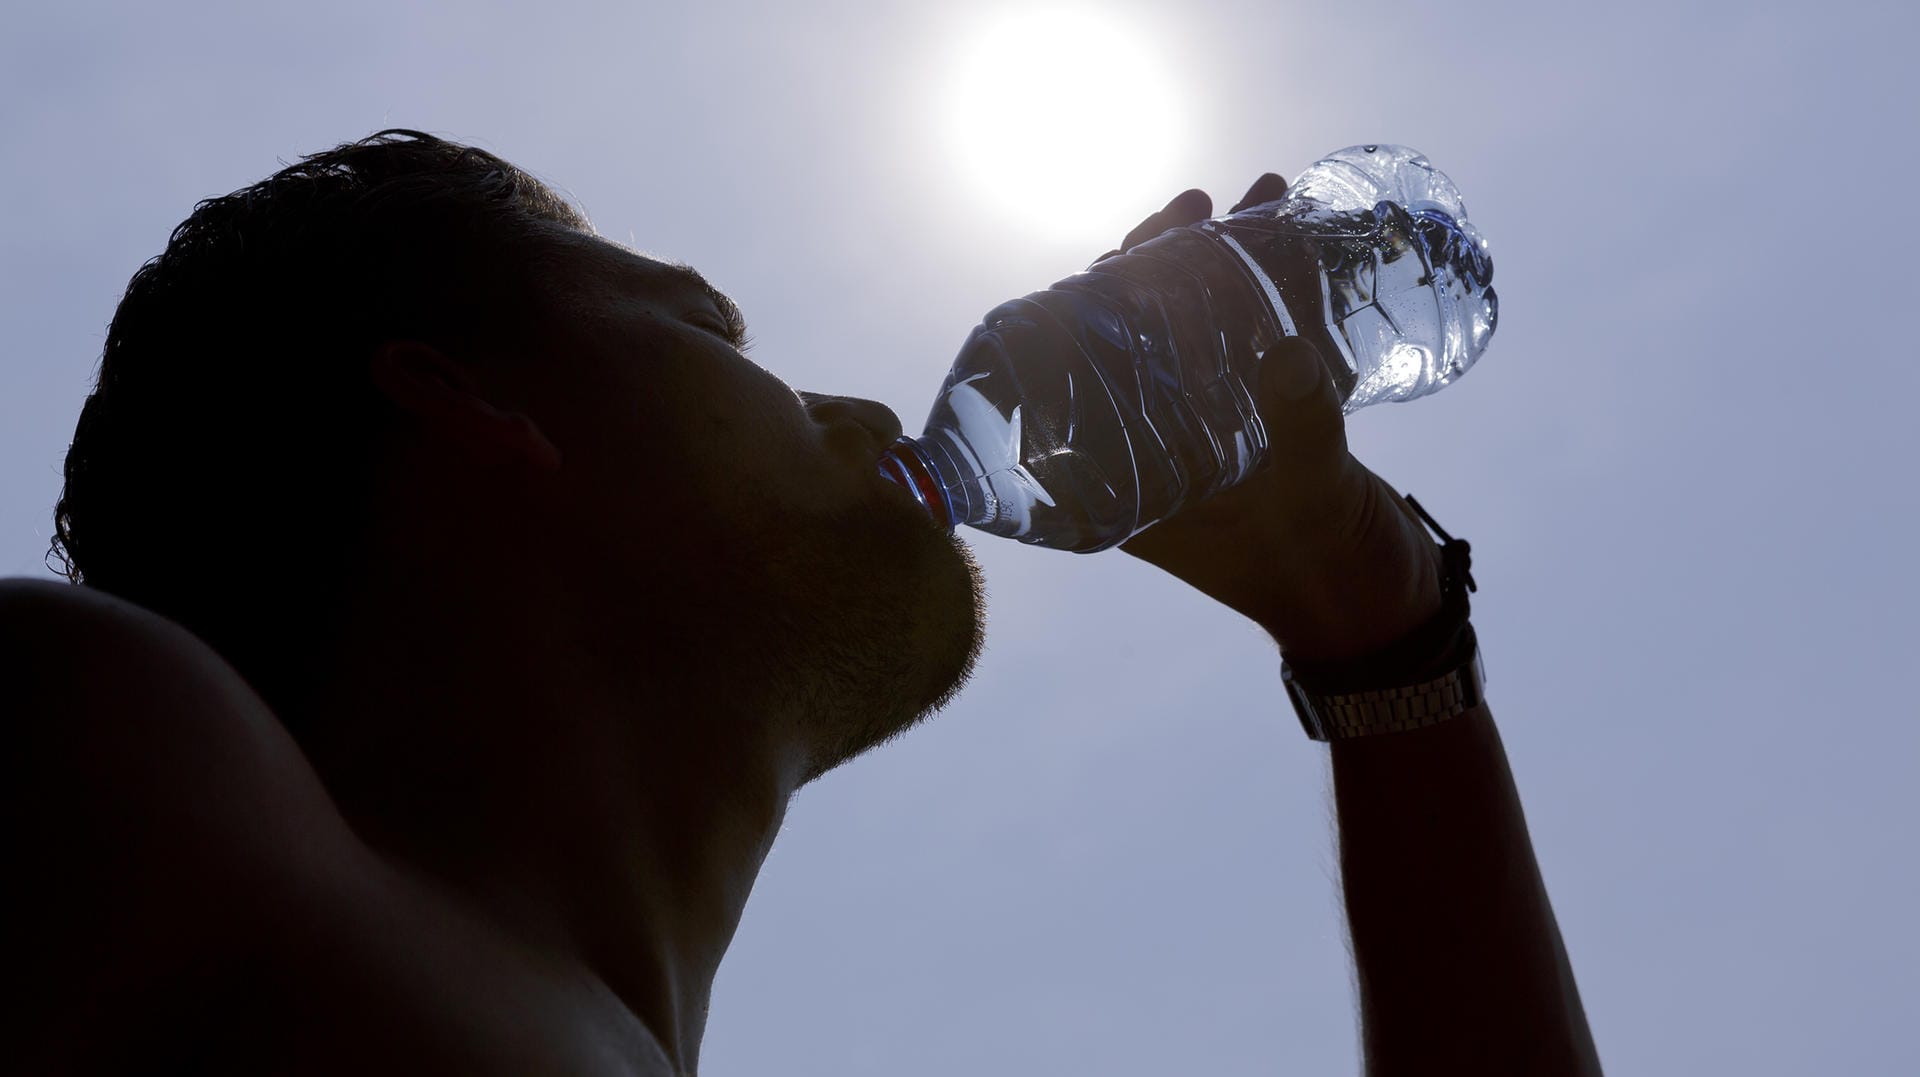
{"left": 1284, "top": 626, "right": 1486, "bottom": 741}
{"left": 1282, "top": 495, "right": 1488, "bottom": 742}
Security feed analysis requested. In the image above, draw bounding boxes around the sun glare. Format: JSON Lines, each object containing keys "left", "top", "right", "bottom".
{"left": 946, "top": 9, "right": 1189, "bottom": 244}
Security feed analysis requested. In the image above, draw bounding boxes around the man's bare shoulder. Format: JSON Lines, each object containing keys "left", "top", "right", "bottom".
{"left": 0, "top": 577, "right": 345, "bottom": 853}
{"left": 0, "top": 581, "right": 676, "bottom": 1074}
{"left": 2, "top": 576, "right": 260, "bottom": 703}
{"left": 0, "top": 578, "right": 361, "bottom": 1068}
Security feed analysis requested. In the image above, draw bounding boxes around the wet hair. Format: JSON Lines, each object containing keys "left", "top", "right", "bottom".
{"left": 49, "top": 129, "right": 590, "bottom": 680}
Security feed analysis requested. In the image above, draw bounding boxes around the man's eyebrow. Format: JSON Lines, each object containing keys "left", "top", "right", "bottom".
{"left": 654, "top": 261, "right": 752, "bottom": 351}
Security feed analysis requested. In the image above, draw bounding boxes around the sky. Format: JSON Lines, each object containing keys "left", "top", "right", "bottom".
{"left": 3, "top": 0, "right": 1916, "bottom": 1073}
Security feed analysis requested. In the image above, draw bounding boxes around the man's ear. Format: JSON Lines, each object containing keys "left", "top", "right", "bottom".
{"left": 368, "top": 341, "right": 562, "bottom": 472}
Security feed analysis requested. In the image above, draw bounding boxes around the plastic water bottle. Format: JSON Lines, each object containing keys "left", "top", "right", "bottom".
{"left": 878, "top": 144, "right": 1497, "bottom": 553}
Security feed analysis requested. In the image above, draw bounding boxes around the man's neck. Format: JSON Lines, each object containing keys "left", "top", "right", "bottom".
{"left": 275, "top": 566, "right": 799, "bottom": 1074}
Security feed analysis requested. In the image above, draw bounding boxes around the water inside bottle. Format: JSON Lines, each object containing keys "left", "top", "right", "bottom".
{"left": 891, "top": 145, "right": 1497, "bottom": 553}
{"left": 909, "top": 200, "right": 1494, "bottom": 552}
{"left": 1213, "top": 201, "right": 1496, "bottom": 410}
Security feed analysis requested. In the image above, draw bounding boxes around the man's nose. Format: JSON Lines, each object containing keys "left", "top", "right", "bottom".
{"left": 799, "top": 392, "right": 905, "bottom": 447}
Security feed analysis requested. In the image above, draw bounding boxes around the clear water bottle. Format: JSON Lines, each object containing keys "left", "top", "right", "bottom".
{"left": 879, "top": 143, "right": 1498, "bottom": 553}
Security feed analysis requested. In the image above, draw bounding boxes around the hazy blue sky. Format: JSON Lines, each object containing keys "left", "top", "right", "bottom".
{"left": 4, "top": 1, "right": 1915, "bottom": 1073}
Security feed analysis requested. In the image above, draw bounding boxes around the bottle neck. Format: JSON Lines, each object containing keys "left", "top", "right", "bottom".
{"left": 878, "top": 436, "right": 957, "bottom": 530}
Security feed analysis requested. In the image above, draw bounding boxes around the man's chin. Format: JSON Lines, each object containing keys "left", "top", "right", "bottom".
{"left": 878, "top": 479, "right": 988, "bottom": 710}
{"left": 798, "top": 528, "right": 986, "bottom": 786}
{"left": 943, "top": 531, "right": 988, "bottom": 672}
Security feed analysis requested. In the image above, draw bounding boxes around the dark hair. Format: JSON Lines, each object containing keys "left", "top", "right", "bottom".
{"left": 50, "top": 129, "right": 589, "bottom": 674}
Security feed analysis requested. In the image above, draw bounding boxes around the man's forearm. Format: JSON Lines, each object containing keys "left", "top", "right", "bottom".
{"left": 1330, "top": 706, "right": 1601, "bottom": 1076}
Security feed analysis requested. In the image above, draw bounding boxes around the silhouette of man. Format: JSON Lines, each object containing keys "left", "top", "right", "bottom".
{"left": 3, "top": 131, "right": 1599, "bottom": 1074}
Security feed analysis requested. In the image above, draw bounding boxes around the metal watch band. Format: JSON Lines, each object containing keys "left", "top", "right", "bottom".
{"left": 1285, "top": 647, "right": 1486, "bottom": 742}
{"left": 1282, "top": 494, "right": 1486, "bottom": 742}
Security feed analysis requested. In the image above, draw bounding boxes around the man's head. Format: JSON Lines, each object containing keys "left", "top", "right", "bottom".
{"left": 53, "top": 129, "right": 983, "bottom": 783}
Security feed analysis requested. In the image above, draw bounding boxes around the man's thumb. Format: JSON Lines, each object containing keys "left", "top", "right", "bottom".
{"left": 1256, "top": 337, "right": 1347, "bottom": 472}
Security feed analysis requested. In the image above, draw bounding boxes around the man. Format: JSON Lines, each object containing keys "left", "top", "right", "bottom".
{"left": 3, "top": 130, "right": 1600, "bottom": 1074}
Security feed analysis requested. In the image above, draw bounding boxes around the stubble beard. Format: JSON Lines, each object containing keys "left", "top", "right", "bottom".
{"left": 788, "top": 526, "right": 987, "bottom": 786}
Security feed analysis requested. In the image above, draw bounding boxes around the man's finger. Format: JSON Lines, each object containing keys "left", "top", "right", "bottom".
{"left": 1231, "top": 172, "right": 1289, "bottom": 214}
{"left": 1121, "top": 188, "right": 1211, "bottom": 251}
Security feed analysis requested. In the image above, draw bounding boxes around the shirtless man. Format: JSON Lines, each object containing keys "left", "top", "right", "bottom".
{"left": 3, "top": 130, "right": 1600, "bottom": 1075}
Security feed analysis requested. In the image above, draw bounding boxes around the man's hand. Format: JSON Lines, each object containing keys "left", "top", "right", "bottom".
{"left": 1104, "top": 183, "right": 1605, "bottom": 1075}
{"left": 1106, "top": 176, "right": 1444, "bottom": 661}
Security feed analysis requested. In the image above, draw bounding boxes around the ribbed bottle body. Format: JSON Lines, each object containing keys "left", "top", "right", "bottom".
{"left": 884, "top": 145, "right": 1496, "bottom": 553}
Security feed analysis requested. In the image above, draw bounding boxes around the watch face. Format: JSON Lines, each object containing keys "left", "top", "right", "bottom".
{"left": 1282, "top": 667, "right": 1329, "bottom": 741}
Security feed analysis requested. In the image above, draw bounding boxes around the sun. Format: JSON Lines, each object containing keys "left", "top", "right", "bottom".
{"left": 945, "top": 8, "right": 1190, "bottom": 243}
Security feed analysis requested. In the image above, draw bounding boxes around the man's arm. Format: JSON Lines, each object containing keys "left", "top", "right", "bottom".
{"left": 1332, "top": 706, "right": 1601, "bottom": 1075}
{"left": 1119, "top": 327, "right": 1602, "bottom": 1072}
{"left": 1123, "top": 336, "right": 1604, "bottom": 1072}
{"left": 1104, "top": 177, "right": 1600, "bottom": 1077}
